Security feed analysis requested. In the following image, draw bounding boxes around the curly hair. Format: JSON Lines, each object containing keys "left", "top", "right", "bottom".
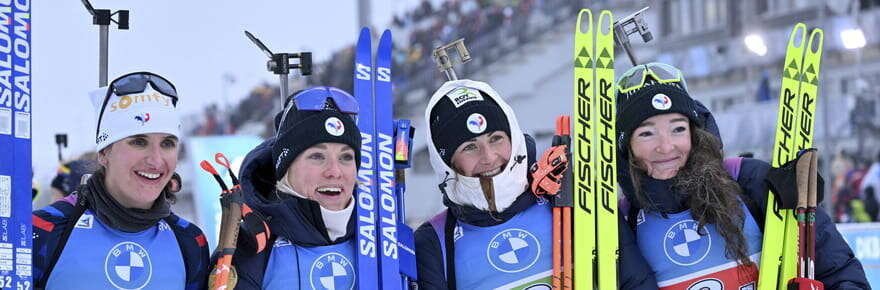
{"left": 628, "top": 125, "right": 753, "bottom": 266}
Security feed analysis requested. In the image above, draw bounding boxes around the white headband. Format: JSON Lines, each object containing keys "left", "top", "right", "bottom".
{"left": 89, "top": 86, "right": 181, "bottom": 151}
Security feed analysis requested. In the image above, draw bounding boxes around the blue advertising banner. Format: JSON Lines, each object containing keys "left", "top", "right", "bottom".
{"left": 837, "top": 222, "right": 880, "bottom": 288}
{"left": 187, "top": 135, "right": 262, "bottom": 250}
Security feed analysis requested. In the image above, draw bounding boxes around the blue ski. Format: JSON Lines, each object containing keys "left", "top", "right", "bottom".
{"left": 0, "top": 3, "right": 15, "bottom": 285}
{"left": 374, "top": 29, "right": 402, "bottom": 289}
{"left": 354, "top": 26, "right": 380, "bottom": 288}
{"left": 11, "top": 1, "right": 31, "bottom": 287}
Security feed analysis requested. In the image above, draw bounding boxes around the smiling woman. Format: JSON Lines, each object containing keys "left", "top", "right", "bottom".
{"left": 451, "top": 130, "right": 512, "bottom": 178}
{"left": 615, "top": 63, "right": 869, "bottom": 289}
{"left": 227, "top": 86, "right": 365, "bottom": 288}
{"left": 412, "top": 79, "right": 653, "bottom": 289}
{"left": 31, "top": 72, "right": 210, "bottom": 290}
{"left": 100, "top": 133, "right": 179, "bottom": 209}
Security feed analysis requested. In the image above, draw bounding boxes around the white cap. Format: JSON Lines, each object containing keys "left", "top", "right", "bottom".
{"left": 90, "top": 86, "right": 181, "bottom": 151}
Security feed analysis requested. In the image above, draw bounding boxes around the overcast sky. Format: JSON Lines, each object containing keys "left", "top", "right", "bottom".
{"left": 31, "top": 1, "right": 420, "bottom": 183}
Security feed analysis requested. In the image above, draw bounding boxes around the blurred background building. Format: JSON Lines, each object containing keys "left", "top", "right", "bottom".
{"left": 34, "top": 0, "right": 880, "bottom": 250}
{"left": 179, "top": 0, "right": 880, "bottom": 225}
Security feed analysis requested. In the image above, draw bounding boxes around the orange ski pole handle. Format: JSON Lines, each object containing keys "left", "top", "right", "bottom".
{"left": 199, "top": 153, "right": 245, "bottom": 290}
{"left": 532, "top": 115, "right": 574, "bottom": 289}
{"left": 215, "top": 153, "right": 240, "bottom": 185}
{"left": 214, "top": 182, "right": 244, "bottom": 289}
{"left": 557, "top": 115, "right": 574, "bottom": 289}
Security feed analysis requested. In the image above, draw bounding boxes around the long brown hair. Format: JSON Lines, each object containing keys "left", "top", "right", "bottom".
{"left": 628, "top": 125, "right": 752, "bottom": 266}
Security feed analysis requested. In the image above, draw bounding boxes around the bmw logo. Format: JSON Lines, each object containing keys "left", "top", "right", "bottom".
{"left": 663, "top": 219, "right": 711, "bottom": 266}
{"left": 309, "top": 252, "right": 355, "bottom": 290}
{"left": 104, "top": 241, "right": 152, "bottom": 289}
{"left": 487, "top": 228, "right": 541, "bottom": 273}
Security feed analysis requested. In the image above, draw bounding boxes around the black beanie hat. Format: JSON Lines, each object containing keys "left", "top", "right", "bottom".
{"left": 429, "top": 87, "right": 510, "bottom": 166}
{"left": 51, "top": 159, "right": 96, "bottom": 196}
{"left": 616, "top": 81, "right": 702, "bottom": 153}
{"left": 272, "top": 88, "right": 361, "bottom": 181}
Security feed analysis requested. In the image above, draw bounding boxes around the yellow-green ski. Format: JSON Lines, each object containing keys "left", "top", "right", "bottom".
{"left": 779, "top": 27, "right": 824, "bottom": 290}
{"left": 573, "top": 8, "right": 596, "bottom": 290}
{"left": 595, "top": 10, "right": 617, "bottom": 290}
{"left": 757, "top": 23, "right": 807, "bottom": 290}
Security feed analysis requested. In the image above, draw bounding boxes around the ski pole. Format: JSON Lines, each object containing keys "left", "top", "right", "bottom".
{"left": 558, "top": 116, "right": 573, "bottom": 289}
{"left": 806, "top": 150, "right": 818, "bottom": 280}
{"left": 794, "top": 151, "right": 810, "bottom": 279}
{"left": 393, "top": 119, "right": 418, "bottom": 289}
{"left": 199, "top": 160, "right": 234, "bottom": 290}
{"left": 215, "top": 153, "right": 240, "bottom": 186}
{"left": 612, "top": 6, "right": 651, "bottom": 66}
{"left": 201, "top": 152, "right": 251, "bottom": 290}
{"left": 432, "top": 39, "right": 471, "bottom": 81}
{"left": 530, "top": 115, "right": 573, "bottom": 289}
{"left": 213, "top": 153, "right": 245, "bottom": 288}
{"left": 80, "top": 0, "right": 128, "bottom": 87}
{"left": 788, "top": 149, "right": 824, "bottom": 290}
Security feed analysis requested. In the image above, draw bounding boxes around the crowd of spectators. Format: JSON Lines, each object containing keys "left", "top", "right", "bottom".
{"left": 831, "top": 150, "right": 880, "bottom": 223}
{"left": 188, "top": 0, "right": 574, "bottom": 138}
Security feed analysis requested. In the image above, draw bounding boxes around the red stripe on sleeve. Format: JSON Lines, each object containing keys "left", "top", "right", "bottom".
{"left": 195, "top": 233, "right": 207, "bottom": 247}
{"left": 33, "top": 215, "right": 55, "bottom": 232}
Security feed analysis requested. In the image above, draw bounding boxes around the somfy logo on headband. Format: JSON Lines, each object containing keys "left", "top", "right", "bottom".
{"left": 109, "top": 92, "right": 173, "bottom": 112}
{"left": 466, "top": 113, "right": 487, "bottom": 134}
{"left": 325, "top": 117, "right": 345, "bottom": 136}
{"left": 652, "top": 93, "right": 672, "bottom": 110}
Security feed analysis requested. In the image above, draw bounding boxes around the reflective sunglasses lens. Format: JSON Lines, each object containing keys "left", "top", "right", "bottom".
{"left": 648, "top": 64, "right": 677, "bottom": 80}
{"left": 112, "top": 75, "right": 148, "bottom": 96}
{"left": 621, "top": 67, "right": 646, "bottom": 91}
{"left": 111, "top": 73, "right": 178, "bottom": 99}
{"left": 294, "top": 87, "right": 359, "bottom": 114}
{"left": 328, "top": 88, "right": 358, "bottom": 114}
{"left": 147, "top": 76, "right": 178, "bottom": 98}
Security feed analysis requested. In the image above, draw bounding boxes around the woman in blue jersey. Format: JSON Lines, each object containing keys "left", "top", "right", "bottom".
{"left": 414, "top": 79, "right": 657, "bottom": 289}
{"left": 32, "top": 72, "right": 210, "bottom": 289}
{"left": 229, "top": 87, "right": 363, "bottom": 289}
{"left": 615, "top": 63, "right": 869, "bottom": 289}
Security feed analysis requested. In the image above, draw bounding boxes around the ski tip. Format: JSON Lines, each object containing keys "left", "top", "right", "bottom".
{"left": 379, "top": 29, "right": 393, "bottom": 48}
{"left": 807, "top": 28, "right": 824, "bottom": 54}
{"left": 358, "top": 27, "right": 371, "bottom": 43}
{"left": 789, "top": 23, "right": 807, "bottom": 48}
{"left": 357, "top": 27, "right": 372, "bottom": 48}
{"left": 598, "top": 10, "right": 614, "bottom": 35}
{"left": 576, "top": 9, "right": 593, "bottom": 34}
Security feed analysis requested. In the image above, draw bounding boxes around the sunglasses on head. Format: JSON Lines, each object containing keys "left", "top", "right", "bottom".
{"left": 95, "top": 72, "right": 179, "bottom": 139}
{"left": 275, "top": 86, "right": 359, "bottom": 138}
{"left": 292, "top": 86, "right": 358, "bottom": 114}
{"left": 617, "top": 63, "right": 687, "bottom": 94}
